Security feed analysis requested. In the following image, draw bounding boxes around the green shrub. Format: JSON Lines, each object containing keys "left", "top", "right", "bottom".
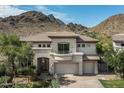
{"left": 14, "top": 83, "right": 33, "bottom": 88}
{"left": 0, "top": 76, "right": 10, "bottom": 87}
{"left": 49, "top": 79, "right": 60, "bottom": 88}
{"left": 30, "top": 65, "right": 36, "bottom": 69}
{"left": 32, "top": 81, "right": 49, "bottom": 88}
{"left": 17, "top": 65, "right": 36, "bottom": 76}
{"left": 17, "top": 67, "right": 29, "bottom": 75}
{"left": 0, "top": 76, "right": 6, "bottom": 84}
{"left": 0, "top": 65, "right": 6, "bottom": 76}
{"left": 14, "top": 81, "right": 49, "bottom": 88}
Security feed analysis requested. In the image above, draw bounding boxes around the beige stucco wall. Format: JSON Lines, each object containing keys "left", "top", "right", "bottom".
{"left": 31, "top": 38, "right": 98, "bottom": 75}
{"left": 77, "top": 43, "right": 97, "bottom": 55}
{"left": 51, "top": 38, "right": 76, "bottom": 53}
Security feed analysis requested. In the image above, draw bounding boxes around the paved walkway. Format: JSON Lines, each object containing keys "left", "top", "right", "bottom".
{"left": 58, "top": 74, "right": 117, "bottom": 88}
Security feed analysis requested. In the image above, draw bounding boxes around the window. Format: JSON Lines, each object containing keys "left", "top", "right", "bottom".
{"left": 77, "top": 44, "right": 80, "bottom": 47}
{"left": 47, "top": 44, "right": 50, "bottom": 47}
{"left": 58, "top": 43, "right": 69, "bottom": 54}
{"left": 38, "top": 44, "right": 41, "bottom": 47}
{"left": 82, "top": 44, "right": 85, "bottom": 47}
{"left": 43, "top": 44, "right": 46, "bottom": 47}
{"left": 121, "top": 43, "right": 124, "bottom": 46}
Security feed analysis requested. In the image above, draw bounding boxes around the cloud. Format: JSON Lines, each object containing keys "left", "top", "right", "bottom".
{"left": 0, "top": 5, "right": 26, "bottom": 17}
{"left": 0, "top": 5, "right": 72, "bottom": 23}
{"left": 35, "top": 6, "right": 72, "bottom": 22}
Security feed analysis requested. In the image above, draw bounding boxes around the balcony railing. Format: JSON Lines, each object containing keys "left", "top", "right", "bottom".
{"left": 50, "top": 52, "right": 73, "bottom": 61}
{"left": 57, "top": 51, "right": 70, "bottom": 54}
{"left": 50, "top": 52, "right": 84, "bottom": 61}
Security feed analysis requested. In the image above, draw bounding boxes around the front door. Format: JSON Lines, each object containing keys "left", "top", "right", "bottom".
{"left": 37, "top": 57, "right": 49, "bottom": 74}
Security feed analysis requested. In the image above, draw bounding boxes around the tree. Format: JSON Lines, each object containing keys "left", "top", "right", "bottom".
{"left": 0, "top": 34, "right": 34, "bottom": 83}
{"left": 17, "top": 43, "right": 35, "bottom": 77}
{"left": 17, "top": 43, "right": 34, "bottom": 67}
{"left": 104, "top": 50, "right": 124, "bottom": 78}
{"left": 96, "top": 36, "right": 113, "bottom": 55}
{"left": 81, "top": 31, "right": 99, "bottom": 39}
{"left": 0, "top": 34, "right": 20, "bottom": 83}
{"left": 117, "top": 50, "right": 124, "bottom": 77}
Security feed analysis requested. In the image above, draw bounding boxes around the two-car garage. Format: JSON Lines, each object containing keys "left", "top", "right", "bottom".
{"left": 54, "top": 61, "right": 97, "bottom": 75}
{"left": 54, "top": 63, "right": 78, "bottom": 74}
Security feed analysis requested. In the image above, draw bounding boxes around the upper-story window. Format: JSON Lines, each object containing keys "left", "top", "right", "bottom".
{"left": 37, "top": 43, "right": 51, "bottom": 48}
{"left": 82, "top": 44, "right": 85, "bottom": 47}
{"left": 38, "top": 44, "right": 41, "bottom": 47}
{"left": 77, "top": 44, "right": 80, "bottom": 47}
{"left": 43, "top": 44, "right": 46, "bottom": 47}
{"left": 47, "top": 44, "right": 50, "bottom": 47}
{"left": 121, "top": 43, "right": 124, "bottom": 46}
{"left": 58, "top": 43, "right": 69, "bottom": 54}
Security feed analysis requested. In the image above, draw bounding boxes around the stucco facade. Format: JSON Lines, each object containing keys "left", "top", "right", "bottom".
{"left": 21, "top": 32, "right": 99, "bottom": 75}
{"left": 77, "top": 43, "right": 97, "bottom": 55}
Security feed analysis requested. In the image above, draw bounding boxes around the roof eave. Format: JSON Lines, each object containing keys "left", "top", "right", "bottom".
{"left": 113, "top": 40, "right": 124, "bottom": 43}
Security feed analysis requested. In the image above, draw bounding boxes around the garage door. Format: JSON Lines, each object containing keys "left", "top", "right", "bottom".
{"left": 54, "top": 63, "right": 78, "bottom": 74}
{"left": 84, "top": 61, "right": 94, "bottom": 74}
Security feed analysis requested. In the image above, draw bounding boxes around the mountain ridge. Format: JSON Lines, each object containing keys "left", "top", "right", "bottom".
{"left": 0, "top": 11, "right": 87, "bottom": 36}
{"left": 90, "top": 13, "right": 124, "bottom": 36}
{"left": 0, "top": 11, "right": 124, "bottom": 36}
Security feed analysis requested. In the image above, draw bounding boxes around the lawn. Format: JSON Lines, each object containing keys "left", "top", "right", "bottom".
{"left": 100, "top": 80, "right": 124, "bottom": 88}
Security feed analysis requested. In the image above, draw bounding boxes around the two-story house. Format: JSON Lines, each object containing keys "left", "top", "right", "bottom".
{"left": 112, "top": 34, "right": 124, "bottom": 51}
{"left": 20, "top": 31, "right": 99, "bottom": 75}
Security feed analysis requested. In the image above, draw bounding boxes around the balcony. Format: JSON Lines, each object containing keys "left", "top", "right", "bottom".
{"left": 50, "top": 52, "right": 83, "bottom": 61}
{"left": 50, "top": 52, "right": 73, "bottom": 61}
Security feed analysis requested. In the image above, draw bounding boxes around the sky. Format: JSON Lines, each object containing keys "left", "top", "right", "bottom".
{"left": 0, "top": 5, "right": 124, "bottom": 27}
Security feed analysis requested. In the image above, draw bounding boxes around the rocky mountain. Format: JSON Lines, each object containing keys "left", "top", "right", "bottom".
{"left": 1, "top": 11, "right": 124, "bottom": 37}
{"left": 90, "top": 14, "right": 124, "bottom": 36}
{"left": 0, "top": 11, "right": 87, "bottom": 36}
{"left": 67, "top": 22, "right": 87, "bottom": 33}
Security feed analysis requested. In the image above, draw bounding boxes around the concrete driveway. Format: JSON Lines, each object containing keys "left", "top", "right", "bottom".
{"left": 58, "top": 74, "right": 104, "bottom": 88}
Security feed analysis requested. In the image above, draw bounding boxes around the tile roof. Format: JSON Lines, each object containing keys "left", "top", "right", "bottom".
{"left": 77, "top": 35, "right": 98, "bottom": 43}
{"left": 112, "top": 34, "right": 124, "bottom": 42}
{"left": 20, "top": 33, "right": 51, "bottom": 42}
{"left": 83, "top": 55, "right": 100, "bottom": 61}
{"left": 20, "top": 31, "right": 98, "bottom": 43}
{"left": 48, "top": 31, "right": 78, "bottom": 37}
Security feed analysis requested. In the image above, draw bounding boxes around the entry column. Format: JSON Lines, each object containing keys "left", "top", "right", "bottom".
{"left": 73, "top": 52, "right": 84, "bottom": 75}
{"left": 94, "top": 62, "right": 98, "bottom": 74}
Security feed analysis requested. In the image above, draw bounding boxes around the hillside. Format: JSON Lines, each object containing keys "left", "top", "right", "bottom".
{"left": 0, "top": 11, "right": 87, "bottom": 36}
{"left": 90, "top": 14, "right": 124, "bottom": 36}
